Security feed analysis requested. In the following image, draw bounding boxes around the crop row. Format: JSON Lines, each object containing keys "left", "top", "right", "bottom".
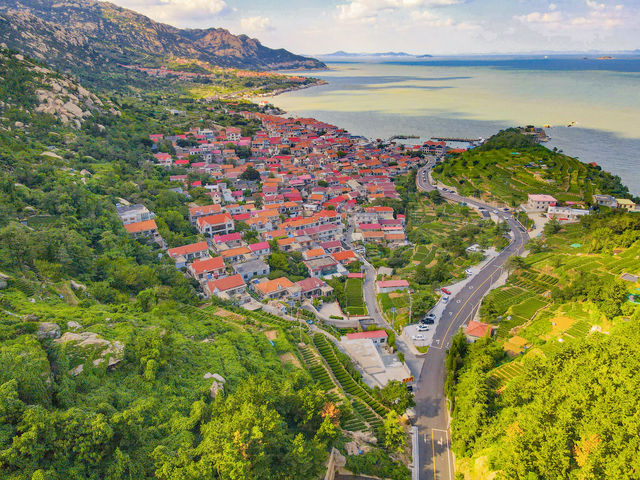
{"left": 313, "top": 334, "right": 388, "bottom": 417}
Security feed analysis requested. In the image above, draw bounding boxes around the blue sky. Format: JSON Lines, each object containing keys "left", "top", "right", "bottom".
{"left": 109, "top": 0, "right": 640, "bottom": 54}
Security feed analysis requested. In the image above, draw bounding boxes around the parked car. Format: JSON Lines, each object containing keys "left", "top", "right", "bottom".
{"left": 411, "top": 334, "right": 425, "bottom": 341}
{"left": 417, "top": 324, "right": 430, "bottom": 332}
{"left": 441, "top": 287, "right": 451, "bottom": 295}
{"left": 464, "top": 269, "right": 473, "bottom": 275}
{"left": 442, "top": 296, "right": 449, "bottom": 303}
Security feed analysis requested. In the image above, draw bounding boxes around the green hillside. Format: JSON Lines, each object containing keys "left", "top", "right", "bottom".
{"left": 0, "top": 49, "right": 409, "bottom": 480}
{"left": 446, "top": 211, "right": 640, "bottom": 479}
{"left": 432, "top": 129, "right": 633, "bottom": 206}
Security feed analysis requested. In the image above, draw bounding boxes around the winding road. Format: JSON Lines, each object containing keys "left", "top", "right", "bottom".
{"left": 412, "top": 160, "right": 529, "bottom": 480}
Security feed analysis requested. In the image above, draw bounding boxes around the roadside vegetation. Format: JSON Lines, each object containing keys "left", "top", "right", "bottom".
{"left": 445, "top": 210, "right": 640, "bottom": 479}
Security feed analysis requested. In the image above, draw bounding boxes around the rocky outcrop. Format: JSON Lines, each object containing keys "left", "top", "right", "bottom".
{"left": 55, "top": 331, "right": 124, "bottom": 367}
{"left": 37, "top": 322, "right": 61, "bottom": 340}
{"left": 0, "top": 48, "right": 119, "bottom": 127}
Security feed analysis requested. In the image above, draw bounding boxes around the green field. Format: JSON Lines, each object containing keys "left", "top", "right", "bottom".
{"left": 344, "top": 278, "right": 368, "bottom": 316}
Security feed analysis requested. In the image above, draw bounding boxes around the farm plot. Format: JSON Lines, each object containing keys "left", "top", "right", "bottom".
{"left": 345, "top": 278, "right": 368, "bottom": 316}
{"left": 313, "top": 334, "right": 388, "bottom": 418}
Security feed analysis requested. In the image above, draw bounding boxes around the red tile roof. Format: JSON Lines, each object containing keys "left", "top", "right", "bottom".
{"left": 345, "top": 330, "right": 388, "bottom": 340}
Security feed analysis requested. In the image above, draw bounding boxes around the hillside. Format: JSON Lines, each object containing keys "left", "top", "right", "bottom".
{"left": 0, "top": 51, "right": 411, "bottom": 480}
{"left": 0, "top": 0, "right": 325, "bottom": 75}
{"left": 446, "top": 211, "right": 640, "bottom": 479}
{"left": 432, "top": 129, "right": 633, "bottom": 206}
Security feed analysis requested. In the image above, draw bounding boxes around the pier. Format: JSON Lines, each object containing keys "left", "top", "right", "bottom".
{"left": 431, "top": 136, "right": 482, "bottom": 143}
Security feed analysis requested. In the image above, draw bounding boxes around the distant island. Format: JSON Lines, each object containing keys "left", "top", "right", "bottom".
{"left": 320, "top": 51, "right": 432, "bottom": 58}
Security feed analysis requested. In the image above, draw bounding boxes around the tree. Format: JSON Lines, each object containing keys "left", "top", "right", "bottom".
{"left": 377, "top": 381, "right": 415, "bottom": 414}
{"left": 506, "top": 255, "right": 527, "bottom": 273}
{"left": 240, "top": 166, "right": 261, "bottom": 181}
{"left": 382, "top": 411, "right": 406, "bottom": 453}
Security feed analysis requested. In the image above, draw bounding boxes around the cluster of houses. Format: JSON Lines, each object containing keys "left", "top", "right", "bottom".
{"left": 116, "top": 111, "right": 427, "bottom": 305}
{"left": 525, "top": 193, "right": 639, "bottom": 223}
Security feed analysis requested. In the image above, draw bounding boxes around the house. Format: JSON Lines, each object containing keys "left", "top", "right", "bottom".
{"left": 304, "top": 257, "right": 339, "bottom": 278}
{"left": 196, "top": 213, "right": 235, "bottom": 237}
{"left": 303, "top": 248, "right": 326, "bottom": 260}
{"left": 188, "top": 256, "right": 226, "bottom": 282}
{"left": 124, "top": 219, "right": 162, "bottom": 244}
{"left": 593, "top": 194, "right": 618, "bottom": 208}
{"left": 376, "top": 279, "right": 410, "bottom": 294}
{"left": 167, "top": 241, "right": 210, "bottom": 269}
{"left": 220, "top": 246, "right": 251, "bottom": 263}
{"left": 296, "top": 277, "right": 333, "bottom": 299}
{"left": 526, "top": 194, "right": 557, "bottom": 212}
{"left": 248, "top": 241, "right": 271, "bottom": 257}
{"left": 465, "top": 320, "right": 494, "bottom": 343}
{"left": 616, "top": 198, "right": 637, "bottom": 210}
{"left": 205, "top": 274, "right": 246, "bottom": 298}
{"left": 189, "top": 204, "right": 223, "bottom": 225}
{"left": 233, "top": 259, "right": 270, "bottom": 282}
{"left": 331, "top": 250, "right": 358, "bottom": 265}
{"left": 213, "top": 232, "right": 244, "bottom": 249}
{"left": 546, "top": 206, "right": 590, "bottom": 223}
{"left": 345, "top": 330, "right": 388, "bottom": 345}
{"left": 254, "top": 277, "right": 301, "bottom": 300}
{"left": 116, "top": 204, "right": 155, "bottom": 225}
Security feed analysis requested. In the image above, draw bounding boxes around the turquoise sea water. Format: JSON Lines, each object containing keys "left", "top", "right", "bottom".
{"left": 264, "top": 58, "right": 640, "bottom": 196}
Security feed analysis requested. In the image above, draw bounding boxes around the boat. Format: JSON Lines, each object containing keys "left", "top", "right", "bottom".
{"left": 544, "top": 124, "right": 551, "bottom": 128}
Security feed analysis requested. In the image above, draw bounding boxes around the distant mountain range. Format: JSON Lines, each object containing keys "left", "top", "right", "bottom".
{"left": 0, "top": 0, "right": 325, "bottom": 73}
{"left": 320, "top": 51, "right": 432, "bottom": 58}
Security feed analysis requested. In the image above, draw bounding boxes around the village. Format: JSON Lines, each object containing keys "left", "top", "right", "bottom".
{"left": 114, "top": 109, "right": 640, "bottom": 391}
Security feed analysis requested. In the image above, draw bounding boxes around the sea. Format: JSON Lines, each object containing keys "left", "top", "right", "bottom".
{"left": 261, "top": 56, "right": 640, "bottom": 196}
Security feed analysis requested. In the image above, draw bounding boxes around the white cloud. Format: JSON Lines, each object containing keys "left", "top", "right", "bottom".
{"left": 515, "top": 1, "right": 629, "bottom": 33}
{"left": 240, "top": 16, "right": 274, "bottom": 33}
{"left": 109, "top": 0, "right": 231, "bottom": 25}
{"left": 336, "top": 0, "right": 465, "bottom": 22}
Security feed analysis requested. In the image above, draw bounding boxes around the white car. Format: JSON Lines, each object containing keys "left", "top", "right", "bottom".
{"left": 412, "top": 334, "right": 425, "bottom": 341}
{"left": 464, "top": 269, "right": 473, "bottom": 275}
{"left": 442, "top": 296, "right": 449, "bottom": 303}
{"left": 417, "top": 324, "right": 430, "bottom": 332}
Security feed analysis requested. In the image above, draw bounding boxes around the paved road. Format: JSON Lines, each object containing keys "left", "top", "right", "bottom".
{"left": 413, "top": 160, "right": 529, "bottom": 480}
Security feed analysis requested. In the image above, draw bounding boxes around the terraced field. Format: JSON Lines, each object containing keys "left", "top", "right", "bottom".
{"left": 344, "top": 278, "right": 367, "bottom": 316}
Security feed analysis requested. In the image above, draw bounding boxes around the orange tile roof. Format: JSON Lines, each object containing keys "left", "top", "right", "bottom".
{"left": 332, "top": 250, "right": 356, "bottom": 261}
{"left": 197, "top": 213, "right": 232, "bottom": 227}
{"left": 167, "top": 241, "right": 209, "bottom": 258}
{"left": 207, "top": 274, "right": 245, "bottom": 292}
{"left": 189, "top": 256, "right": 225, "bottom": 274}
{"left": 220, "top": 246, "right": 251, "bottom": 258}
{"left": 255, "top": 277, "right": 294, "bottom": 295}
{"left": 124, "top": 220, "right": 157, "bottom": 234}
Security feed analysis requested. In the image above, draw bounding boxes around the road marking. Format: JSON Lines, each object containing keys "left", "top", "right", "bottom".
{"left": 441, "top": 271, "right": 497, "bottom": 341}
{"left": 431, "top": 430, "right": 436, "bottom": 480}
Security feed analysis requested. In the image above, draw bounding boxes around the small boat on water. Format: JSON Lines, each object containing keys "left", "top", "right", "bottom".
{"left": 567, "top": 121, "right": 577, "bottom": 127}
{"left": 544, "top": 124, "right": 551, "bottom": 128}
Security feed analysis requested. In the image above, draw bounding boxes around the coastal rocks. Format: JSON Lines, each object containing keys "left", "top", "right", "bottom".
{"left": 37, "top": 322, "right": 61, "bottom": 340}
{"left": 55, "top": 331, "right": 124, "bottom": 368}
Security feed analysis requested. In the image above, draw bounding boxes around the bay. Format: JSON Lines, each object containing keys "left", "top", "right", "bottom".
{"left": 264, "top": 59, "right": 640, "bottom": 196}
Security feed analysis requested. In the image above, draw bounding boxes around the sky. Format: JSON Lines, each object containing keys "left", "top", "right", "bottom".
{"left": 107, "top": 0, "right": 640, "bottom": 55}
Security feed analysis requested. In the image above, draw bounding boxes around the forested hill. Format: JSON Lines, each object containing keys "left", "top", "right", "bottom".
{"left": 0, "top": 0, "right": 325, "bottom": 75}
{"left": 446, "top": 211, "right": 640, "bottom": 479}
{"left": 432, "top": 129, "right": 634, "bottom": 206}
{"left": 0, "top": 49, "right": 412, "bottom": 480}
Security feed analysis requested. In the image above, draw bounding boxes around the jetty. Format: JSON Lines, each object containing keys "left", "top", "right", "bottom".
{"left": 430, "top": 137, "right": 482, "bottom": 143}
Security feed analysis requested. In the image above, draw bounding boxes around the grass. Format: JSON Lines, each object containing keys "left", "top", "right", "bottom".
{"left": 344, "top": 278, "right": 367, "bottom": 316}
